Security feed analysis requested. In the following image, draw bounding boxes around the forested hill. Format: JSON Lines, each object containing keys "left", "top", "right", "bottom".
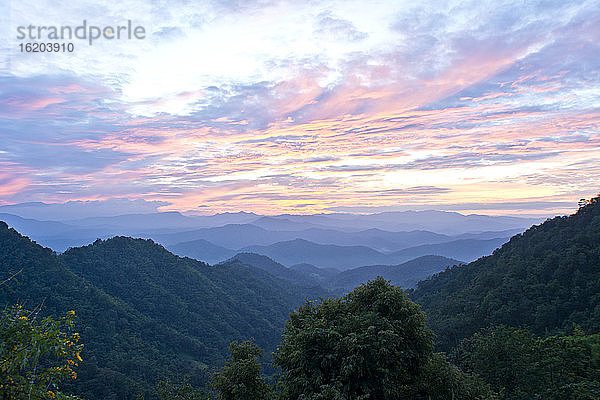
{"left": 411, "top": 196, "right": 600, "bottom": 351}
{"left": 0, "top": 222, "right": 206, "bottom": 398}
{"left": 60, "top": 236, "right": 327, "bottom": 355}
{"left": 0, "top": 223, "right": 326, "bottom": 399}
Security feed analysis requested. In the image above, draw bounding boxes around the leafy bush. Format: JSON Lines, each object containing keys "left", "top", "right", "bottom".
{"left": 0, "top": 305, "right": 84, "bottom": 399}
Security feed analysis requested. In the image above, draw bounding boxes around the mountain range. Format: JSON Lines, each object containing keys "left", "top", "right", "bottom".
{"left": 0, "top": 210, "right": 525, "bottom": 274}
{"left": 0, "top": 207, "right": 535, "bottom": 252}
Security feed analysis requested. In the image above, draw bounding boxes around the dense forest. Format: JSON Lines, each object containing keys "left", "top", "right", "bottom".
{"left": 1, "top": 195, "right": 599, "bottom": 399}
{"left": 411, "top": 195, "right": 600, "bottom": 351}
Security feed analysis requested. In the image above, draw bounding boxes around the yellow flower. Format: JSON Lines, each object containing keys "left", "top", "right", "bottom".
{"left": 18, "top": 316, "right": 27, "bottom": 320}
{"left": 47, "top": 390, "right": 56, "bottom": 399}
{"left": 76, "top": 352, "right": 83, "bottom": 362}
{"left": 67, "top": 310, "right": 75, "bottom": 316}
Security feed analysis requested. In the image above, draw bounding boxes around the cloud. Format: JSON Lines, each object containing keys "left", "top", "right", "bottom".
{"left": 314, "top": 11, "right": 368, "bottom": 42}
{"left": 0, "top": 0, "right": 598, "bottom": 216}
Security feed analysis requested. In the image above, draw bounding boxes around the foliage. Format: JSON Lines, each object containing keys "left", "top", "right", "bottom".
{"left": 0, "top": 305, "right": 83, "bottom": 399}
{"left": 411, "top": 194, "right": 600, "bottom": 352}
{"left": 156, "top": 379, "right": 210, "bottom": 400}
{"left": 453, "top": 325, "right": 600, "bottom": 400}
{"left": 274, "top": 278, "right": 433, "bottom": 399}
{"left": 403, "top": 352, "right": 497, "bottom": 400}
{"left": 212, "top": 339, "right": 272, "bottom": 400}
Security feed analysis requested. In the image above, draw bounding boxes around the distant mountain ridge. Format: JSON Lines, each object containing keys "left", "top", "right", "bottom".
{"left": 0, "top": 201, "right": 540, "bottom": 235}
{"left": 389, "top": 237, "right": 509, "bottom": 264}
{"left": 169, "top": 238, "right": 236, "bottom": 264}
{"left": 254, "top": 210, "right": 540, "bottom": 234}
{"left": 240, "top": 237, "right": 507, "bottom": 270}
{"left": 0, "top": 208, "right": 527, "bottom": 269}
{"left": 0, "top": 206, "right": 537, "bottom": 248}
{"left": 242, "top": 238, "right": 394, "bottom": 270}
{"left": 328, "top": 255, "right": 460, "bottom": 291}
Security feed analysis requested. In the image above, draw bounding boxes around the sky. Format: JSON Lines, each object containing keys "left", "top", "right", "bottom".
{"left": 0, "top": 0, "right": 599, "bottom": 217}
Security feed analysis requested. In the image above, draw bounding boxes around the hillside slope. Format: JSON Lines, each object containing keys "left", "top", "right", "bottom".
{"left": 0, "top": 223, "right": 324, "bottom": 399}
{"left": 0, "top": 222, "right": 208, "bottom": 399}
{"left": 411, "top": 196, "right": 600, "bottom": 351}
{"left": 60, "top": 237, "right": 323, "bottom": 359}
{"left": 225, "top": 252, "right": 321, "bottom": 287}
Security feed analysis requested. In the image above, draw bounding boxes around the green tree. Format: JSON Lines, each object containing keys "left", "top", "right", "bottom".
{"left": 273, "top": 277, "right": 435, "bottom": 399}
{"left": 212, "top": 339, "right": 272, "bottom": 400}
{"left": 453, "top": 325, "right": 600, "bottom": 400}
{"left": 0, "top": 304, "right": 84, "bottom": 399}
{"left": 407, "top": 352, "right": 497, "bottom": 400}
{"left": 452, "top": 326, "right": 539, "bottom": 399}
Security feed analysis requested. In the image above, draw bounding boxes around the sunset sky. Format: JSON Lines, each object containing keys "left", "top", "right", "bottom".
{"left": 1, "top": 0, "right": 599, "bottom": 217}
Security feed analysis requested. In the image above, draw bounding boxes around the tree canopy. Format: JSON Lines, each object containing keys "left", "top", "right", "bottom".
{"left": 274, "top": 277, "right": 494, "bottom": 399}
{"left": 453, "top": 325, "right": 600, "bottom": 400}
{"left": 212, "top": 339, "right": 272, "bottom": 400}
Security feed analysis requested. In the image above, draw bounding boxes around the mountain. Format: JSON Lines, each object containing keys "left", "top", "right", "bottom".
{"left": 410, "top": 196, "right": 600, "bottom": 351}
{"left": 0, "top": 222, "right": 207, "bottom": 399}
{"left": 242, "top": 238, "right": 395, "bottom": 270}
{"left": 0, "top": 207, "right": 533, "bottom": 257}
{"left": 389, "top": 237, "right": 509, "bottom": 263}
{"left": 225, "top": 253, "right": 321, "bottom": 287}
{"left": 68, "top": 212, "right": 200, "bottom": 230}
{"left": 153, "top": 224, "right": 276, "bottom": 248}
{"left": 453, "top": 229, "right": 524, "bottom": 240}
{"left": 265, "top": 211, "right": 539, "bottom": 235}
{"left": 0, "top": 213, "right": 76, "bottom": 236}
{"left": 283, "top": 227, "right": 453, "bottom": 252}
{"left": 249, "top": 216, "right": 326, "bottom": 231}
{"left": 289, "top": 263, "right": 340, "bottom": 281}
{"left": 163, "top": 225, "right": 457, "bottom": 253}
{"left": 68, "top": 211, "right": 260, "bottom": 231}
{"left": 1, "top": 200, "right": 537, "bottom": 235}
{"left": 329, "top": 255, "right": 460, "bottom": 292}
{"left": 241, "top": 235, "right": 507, "bottom": 270}
{"left": 167, "top": 238, "right": 236, "bottom": 264}
{"left": 0, "top": 213, "right": 105, "bottom": 251}
{"left": 0, "top": 222, "right": 325, "bottom": 399}
{"left": 60, "top": 237, "right": 325, "bottom": 359}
